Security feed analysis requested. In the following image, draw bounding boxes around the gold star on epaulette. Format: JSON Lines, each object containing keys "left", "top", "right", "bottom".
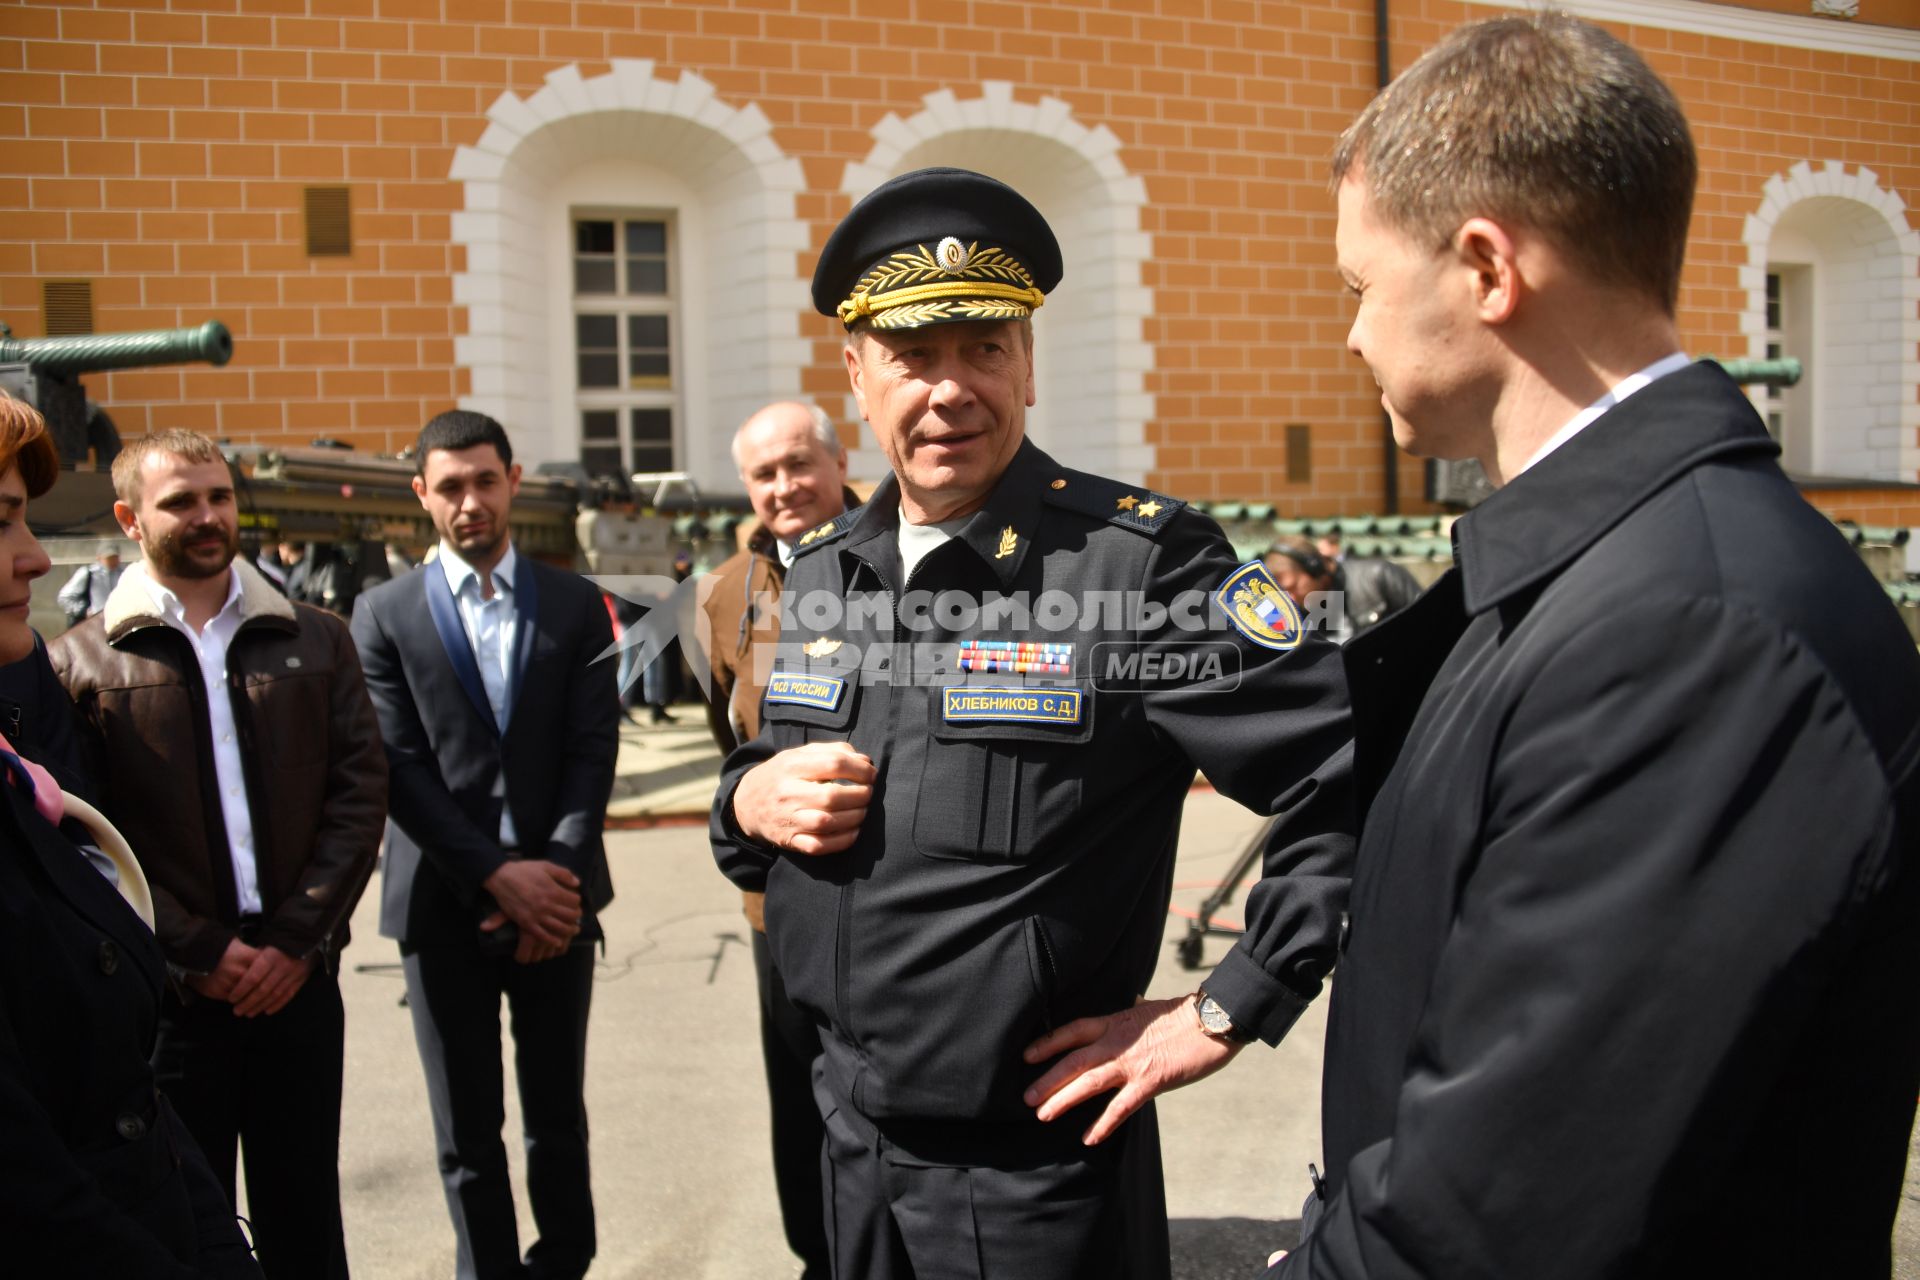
{"left": 799, "top": 522, "right": 833, "bottom": 546}
{"left": 1137, "top": 499, "right": 1163, "bottom": 519}
{"left": 1115, "top": 495, "right": 1139, "bottom": 512}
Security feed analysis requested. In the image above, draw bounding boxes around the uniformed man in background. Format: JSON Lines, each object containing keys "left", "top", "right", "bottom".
{"left": 710, "top": 167, "right": 1355, "bottom": 1279}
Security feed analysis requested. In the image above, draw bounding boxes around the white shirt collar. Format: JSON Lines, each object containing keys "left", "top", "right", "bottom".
{"left": 140, "top": 563, "right": 242, "bottom": 632}
{"left": 776, "top": 539, "right": 797, "bottom": 569}
{"left": 1514, "top": 352, "right": 1693, "bottom": 479}
{"left": 439, "top": 540, "right": 517, "bottom": 601}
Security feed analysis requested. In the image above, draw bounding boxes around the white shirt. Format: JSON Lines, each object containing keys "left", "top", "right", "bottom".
{"left": 438, "top": 541, "right": 520, "bottom": 846}
{"left": 142, "top": 565, "right": 262, "bottom": 915}
{"left": 1514, "top": 352, "right": 1693, "bottom": 478}
{"left": 898, "top": 516, "right": 968, "bottom": 584}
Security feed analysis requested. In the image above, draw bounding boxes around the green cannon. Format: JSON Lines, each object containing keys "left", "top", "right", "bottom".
{"left": 0, "top": 320, "right": 233, "bottom": 466}
{"left": 1704, "top": 356, "right": 1803, "bottom": 389}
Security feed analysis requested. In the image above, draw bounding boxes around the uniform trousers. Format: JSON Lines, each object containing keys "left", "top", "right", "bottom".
{"left": 402, "top": 943, "right": 596, "bottom": 1280}
{"left": 754, "top": 928, "right": 830, "bottom": 1278}
{"left": 153, "top": 968, "right": 349, "bottom": 1280}
{"left": 814, "top": 1065, "right": 1171, "bottom": 1280}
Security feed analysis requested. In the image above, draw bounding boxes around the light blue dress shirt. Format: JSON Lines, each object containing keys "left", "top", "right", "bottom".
{"left": 438, "top": 542, "right": 520, "bottom": 848}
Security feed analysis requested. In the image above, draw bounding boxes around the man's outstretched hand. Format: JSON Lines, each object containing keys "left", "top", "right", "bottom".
{"left": 1022, "top": 994, "right": 1245, "bottom": 1145}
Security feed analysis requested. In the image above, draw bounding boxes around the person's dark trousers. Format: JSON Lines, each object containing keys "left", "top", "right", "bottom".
{"left": 153, "top": 967, "right": 350, "bottom": 1280}
{"left": 401, "top": 942, "right": 596, "bottom": 1280}
{"left": 813, "top": 1066, "right": 1171, "bottom": 1280}
{"left": 753, "top": 928, "right": 830, "bottom": 1278}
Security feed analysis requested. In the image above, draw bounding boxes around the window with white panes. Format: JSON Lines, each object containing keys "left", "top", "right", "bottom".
{"left": 573, "top": 214, "right": 678, "bottom": 483}
{"left": 1764, "top": 263, "right": 1813, "bottom": 473}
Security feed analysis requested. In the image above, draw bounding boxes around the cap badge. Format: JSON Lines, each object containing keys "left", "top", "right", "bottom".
{"left": 936, "top": 236, "right": 972, "bottom": 275}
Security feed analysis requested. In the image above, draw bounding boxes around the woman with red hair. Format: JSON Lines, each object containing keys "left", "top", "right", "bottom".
{"left": 0, "top": 389, "right": 261, "bottom": 1276}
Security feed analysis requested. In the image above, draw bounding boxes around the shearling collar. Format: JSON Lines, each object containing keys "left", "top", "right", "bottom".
{"left": 104, "top": 555, "right": 297, "bottom": 643}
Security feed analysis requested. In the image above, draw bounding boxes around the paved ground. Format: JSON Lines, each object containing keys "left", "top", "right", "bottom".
{"left": 326, "top": 715, "right": 1920, "bottom": 1278}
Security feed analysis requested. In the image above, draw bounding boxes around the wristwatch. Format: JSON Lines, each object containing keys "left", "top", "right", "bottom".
{"left": 1194, "top": 992, "right": 1257, "bottom": 1044}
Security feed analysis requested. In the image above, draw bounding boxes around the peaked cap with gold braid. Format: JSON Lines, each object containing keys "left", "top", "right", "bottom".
{"left": 812, "top": 167, "right": 1063, "bottom": 332}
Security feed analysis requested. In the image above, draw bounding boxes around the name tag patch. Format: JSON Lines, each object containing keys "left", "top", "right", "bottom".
{"left": 943, "top": 686, "right": 1083, "bottom": 726}
{"left": 766, "top": 672, "right": 848, "bottom": 712}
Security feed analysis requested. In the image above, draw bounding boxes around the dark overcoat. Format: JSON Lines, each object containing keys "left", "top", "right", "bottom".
{"left": 0, "top": 772, "right": 260, "bottom": 1277}
{"left": 1279, "top": 362, "right": 1920, "bottom": 1277}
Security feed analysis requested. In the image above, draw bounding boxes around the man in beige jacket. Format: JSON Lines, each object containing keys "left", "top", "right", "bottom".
{"left": 695, "top": 400, "right": 852, "bottom": 1279}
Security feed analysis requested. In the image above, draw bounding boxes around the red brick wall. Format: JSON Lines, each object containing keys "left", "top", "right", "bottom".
{"left": 2, "top": 0, "right": 1914, "bottom": 515}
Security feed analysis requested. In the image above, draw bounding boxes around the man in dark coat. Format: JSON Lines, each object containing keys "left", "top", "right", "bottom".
{"left": 712, "top": 168, "right": 1355, "bottom": 1279}
{"left": 352, "top": 410, "right": 618, "bottom": 1280}
{"left": 1271, "top": 13, "right": 1920, "bottom": 1277}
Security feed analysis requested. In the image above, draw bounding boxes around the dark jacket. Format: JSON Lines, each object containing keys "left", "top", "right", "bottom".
{"left": 50, "top": 560, "right": 388, "bottom": 974}
{"left": 694, "top": 492, "right": 862, "bottom": 932}
{"left": 0, "top": 769, "right": 261, "bottom": 1277}
{"left": 0, "top": 631, "right": 95, "bottom": 802}
{"left": 1329, "top": 557, "right": 1421, "bottom": 637}
{"left": 712, "top": 440, "right": 1354, "bottom": 1139}
{"left": 351, "top": 554, "right": 620, "bottom": 949}
{"left": 1278, "top": 362, "right": 1920, "bottom": 1278}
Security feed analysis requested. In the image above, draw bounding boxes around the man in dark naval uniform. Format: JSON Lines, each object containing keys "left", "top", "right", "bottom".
{"left": 710, "top": 168, "right": 1355, "bottom": 1279}
{"left": 1269, "top": 13, "right": 1920, "bottom": 1277}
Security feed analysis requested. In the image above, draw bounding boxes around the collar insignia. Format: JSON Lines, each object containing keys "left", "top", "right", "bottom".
{"left": 994, "top": 526, "right": 1018, "bottom": 560}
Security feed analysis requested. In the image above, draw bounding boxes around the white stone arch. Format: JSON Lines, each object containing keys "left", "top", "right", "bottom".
{"left": 448, "top": 61, "right": 809, "bottom": 491}
{"left": 1740, "top": 162, "right": 1920, "bottom": 481}
{"left": 838, "top": 82, "right": 1154, "bottom": 483}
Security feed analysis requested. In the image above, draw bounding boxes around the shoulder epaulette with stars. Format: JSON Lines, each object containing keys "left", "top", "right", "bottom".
{"left": 790, "top": 507, "right": 861, "bottom": 558}
{"left": 1040, "top": 467, "right": 1185, "bottom": 538}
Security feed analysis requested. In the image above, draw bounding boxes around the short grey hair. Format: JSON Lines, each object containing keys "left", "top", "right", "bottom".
{"left": 730, "top": 400, "right": 843, "bottom": 472}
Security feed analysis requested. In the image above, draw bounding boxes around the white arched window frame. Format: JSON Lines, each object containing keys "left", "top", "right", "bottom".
{"left": 1741, "top": 162, "right": 1920, "bottom": 483}
{"left": 448, "top": 62, "right": 809, "bottom": 492}
{"left": 840, "top": 83, "right": 1155, "bottom": 484}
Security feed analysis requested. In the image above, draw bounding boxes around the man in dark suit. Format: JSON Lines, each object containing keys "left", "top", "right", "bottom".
{"left": 351, "top": 411, "right": 619, "bottom": 1280}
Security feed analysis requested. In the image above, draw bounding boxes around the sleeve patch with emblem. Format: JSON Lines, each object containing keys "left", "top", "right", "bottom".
{"left": 1213, "top": 562, "right": 1304, "bottom": 651}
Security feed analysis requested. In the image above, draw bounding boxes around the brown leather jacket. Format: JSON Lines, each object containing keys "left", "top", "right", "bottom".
{"left": 50, "top": 558, "right": 387, "bottom": 974}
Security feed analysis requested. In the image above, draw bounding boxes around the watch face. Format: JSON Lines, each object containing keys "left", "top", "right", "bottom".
{"left": 1198, "top": 996, "right": 1233, "bottom": 1034}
